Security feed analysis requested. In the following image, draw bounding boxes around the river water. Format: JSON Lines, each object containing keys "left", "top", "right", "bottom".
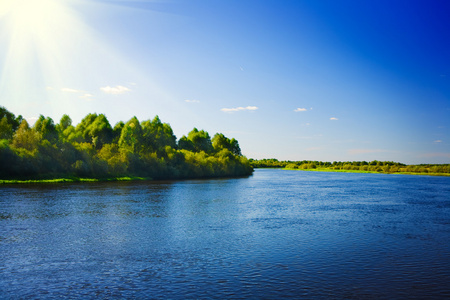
{"left": 1, "top": 169, "right": 449, "bottom": 299}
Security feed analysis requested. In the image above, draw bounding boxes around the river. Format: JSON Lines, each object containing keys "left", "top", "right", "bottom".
{"left": 1, "top": 169, "right": 449, "bottom": 299}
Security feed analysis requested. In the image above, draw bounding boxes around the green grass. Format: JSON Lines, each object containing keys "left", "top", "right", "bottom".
{"left": 284, "top": 167, "right": 450, "bottom": 176}
{"left": 285, "top": 167, "right": 377, "bottom": 173}
{"left": 0, "top": 176, "right": 152, "bottom": 184}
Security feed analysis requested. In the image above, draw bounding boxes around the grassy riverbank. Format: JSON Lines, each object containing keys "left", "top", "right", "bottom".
{"left": 251, "top": 159, "right": 450, "bottom": 177}
{"left": 0, "top": 176, "right": 152, "bottom": 184}
{"left": 283, "top": 167, "right": 450, "bottom": 177}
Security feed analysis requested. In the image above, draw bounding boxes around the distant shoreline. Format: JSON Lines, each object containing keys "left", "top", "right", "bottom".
{"left": 250, "top": 159, "right": 450, "bottom": 177}
{"left": 261, "top": 167, "right": 450, "bottom": 177}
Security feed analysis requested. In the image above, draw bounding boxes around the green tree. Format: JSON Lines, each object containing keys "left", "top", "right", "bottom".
{"left": 87, "top": 114, "right": 113, "bottom": 149}
{"left": 212, "top": 133, "right": 242, "bottom": 156}
{"left": 97, "top": 143, "right": 127, "bottom": 175}
{"left": 178, "top": 135, "right": 195, "bottom": 151}
{"left": 33, "top": 115, "right": 58, "bottom": 143}
{"left": 74, "top": 113, "right": 113, "bottom": 148}
{"left": 76, "top": 113, "right": 97, "bottom": 137}
{"left": 0, "top": 117, "right": 13, "bottom": 140}
{"left": 58, "top": 114, "right": 72, "bottom": 131}
{"left": 0, "top": 139, "right": 23, "bottom": 178}
{"left": 186, "top": 128, "right": 213, "bottom": 153}
{"left": 118, "top": 117, "right": 142, "bottom": 153}
{"left": 141, "top": 115, "right": 176, "bottom": 153}
{"left": 0, "top": 106, "right": 22, "bottom": 132}
{"left": 113, "top": 121, "right": 125, "bottom": 144}
{"left": 57, "top": 115, "right": 76, "bottom": 143}
{"left": 0, "top": 108, "right": 254, "bottom": 180}
{"left": 12, "top": 120, "right": 40, "bottom": 152}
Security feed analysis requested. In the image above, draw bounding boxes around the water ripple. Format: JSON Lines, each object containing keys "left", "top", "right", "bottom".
{"left": 0, "top": 170, "right": 449, "bottom": 298}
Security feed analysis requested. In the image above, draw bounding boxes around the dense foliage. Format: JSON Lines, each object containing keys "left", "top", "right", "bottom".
{"left": 250, "top": 159, "right": 450, "bottom": 176}
{"left": 0, "top": 107, "right": 253, "bottom": 180}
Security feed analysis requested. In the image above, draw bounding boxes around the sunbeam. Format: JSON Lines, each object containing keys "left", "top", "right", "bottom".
{"left": 0, "top": 0, "right": 97, "bottom": 115}
{"left": 0, "top": 0, "right": 178, "bottom": 124}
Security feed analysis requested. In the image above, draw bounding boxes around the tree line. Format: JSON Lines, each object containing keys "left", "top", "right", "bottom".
{"left": 249, "top": 158, "right": 450, "bottom": 175}
{"left": 0, "top": 106, "right": 253, "bottom": 180}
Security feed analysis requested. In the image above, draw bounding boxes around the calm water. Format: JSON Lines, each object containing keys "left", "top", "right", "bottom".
{"left": 1, "top": 169, "right": 449, "bottom": 299}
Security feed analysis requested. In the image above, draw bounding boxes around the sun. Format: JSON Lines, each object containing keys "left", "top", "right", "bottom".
{"left": 0, "top": 0, "right": 81, "bottom": 97}
{"left": 0, "top": 0, "right": 78, "bottom": 51}
{"left": 1, "top": 0, "right": 63, "bottom": 36}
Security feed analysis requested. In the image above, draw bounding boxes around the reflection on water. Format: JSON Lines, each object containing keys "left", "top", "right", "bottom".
{"left": 1, "top": 170, "right": 449, "bottom": 298}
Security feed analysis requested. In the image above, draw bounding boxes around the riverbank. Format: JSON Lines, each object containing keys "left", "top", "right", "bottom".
{"left": 250, "top": 159, "right": 450, "bottom": 177}
{"left": 283, "top": 167, "right": 450, "bottom": 177}
{"left": 0, "top": 176, "right": 152, "bottom": 184}
{"left": 0, "top": 172, "right": 256, "bottom": 184}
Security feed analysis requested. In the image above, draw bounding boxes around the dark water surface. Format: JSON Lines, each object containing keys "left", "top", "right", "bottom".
{"left": 1, "top": 169, "right": 449, "bottom": 299}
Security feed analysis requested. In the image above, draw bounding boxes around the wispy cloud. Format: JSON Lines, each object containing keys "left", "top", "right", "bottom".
{"left": 100, "top": 85, "right": 131, "bottom": 95}
{"left": 419, "top": 152, "right": 450, "bottom": 158}
{"left": 348, "top": 149, "right": 387, "bottom": 155}
{"left": 80, "top": 93, "right": 94, "bottom": 100}
{"left": 330, "top": 117, "right": 339, "bottom": 121}
{"left": 294, "top": 108, "right": 307, "bottom": 112}
{"left": 59, "top": 88, "right": 94, "bottom": 100}
{"left": 306, "top": 147, "right": 323, "bottom": 151}
{"left": 221, "top": 106, "right": 258, "bottom": 113}
{"left": 61, "top": 87, "right": 83, "bottom": 93}
{"left": 185, "top": 99, "right": 200, "bottom": 103}
{"left": 434, "top": 140, "right": 443, "bottom": 143}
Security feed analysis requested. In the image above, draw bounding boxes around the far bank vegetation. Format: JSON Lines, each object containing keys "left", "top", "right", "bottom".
{"left": 250, "top": 159, "right": 450, "bottom": 176}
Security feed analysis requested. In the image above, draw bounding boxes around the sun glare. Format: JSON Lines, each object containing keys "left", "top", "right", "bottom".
{"left": 0, "top": 0, "right": 76, "bottom": 73}
{"left": 0, "top": 0, "right": 90, "bottom": 112}
{"left": 0, "top": 0, "right": 178, "bottom": 123}
{"left": 0, "top": 0, "right": 65, "bottom": 38}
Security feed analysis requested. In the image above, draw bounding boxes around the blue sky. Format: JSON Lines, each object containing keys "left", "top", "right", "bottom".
{"left": 1, "top": 0, "right": 449, "bottom": 164}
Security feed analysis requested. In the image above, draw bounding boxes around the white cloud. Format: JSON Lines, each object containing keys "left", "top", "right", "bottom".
{"left": 185, "top": 99, "right": 200, "bottom": 103}
{"left": 100, "top": 85, "right": 131, "bottom": 95}
{"left": 80, "top": 93, "right": 94, "bottom": 100}
{"left": 434, "top": 140, "right": 443, "bottom": 143}
{"left": 294, "top": 108, "right": 307, "bottom": 112}
{"left": 221, "top": 106, "right": 258, "bottom": 113}
{"left": 61, "top": 87, "right": 82, "bottom": 93}
{"left": 330, "top": 117, "right": 339, "bottom": 120}
{"left": 348, "top": 149, "right": 387, "bottom": 155}
{"left": 58, "top": 88, "right": 95, "bottom": 100}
